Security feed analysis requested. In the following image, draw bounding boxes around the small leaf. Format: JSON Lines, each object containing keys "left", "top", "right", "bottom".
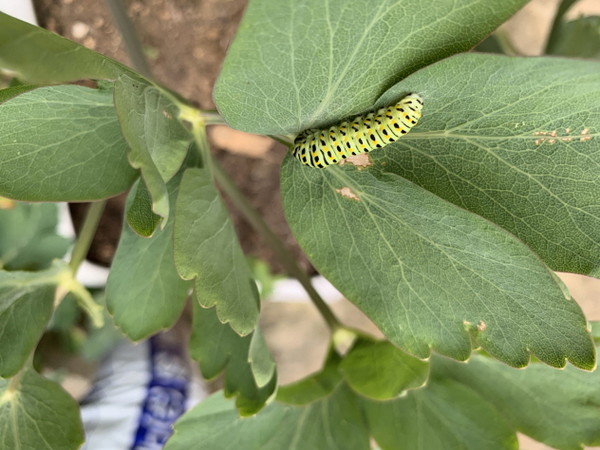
{"left": 547, "top": 16, "right": 600, "bottom": 59}
{"left": 0, "top": 202, "right": 70, "bottom": 271}
{"left": 340, "top": 338, "right": 429, "bottom": 400}
{"left": 282, "top": 162, "right": 595, "bottom": 369}
{"left": 107, "top": 179, "right": 191, "bottom": 341}
{"left": 214, "top": 0, "right": 528, "bottom": 134}
{"left": 0, "top": 12, "right": 129, "bottom": 83}
{"left": 0, "top": 85, "right": 138, "bottom": 201}
{"left": 437, "top": 353, "right": 600, "bottom": 449}
{"left": 0, "top": 263, "right": 66, "bottom": 377}
{"left": 114, "top": 74, "right": 192, "bottom": 224}
{"left": 189, "top": 303, "right": 276, "bottom": 416}
{"left": 126, "top": 179, "right": 162, "bottom": 237}
{"left": 364, "top": 377, "right": 518, "bottom": 450}
{"left": 174, "top": 167, "right": 259, "bottom": 335}
{"left": 248, "top": 328, "right": 278, "bottom": 388}
{"left": 166, "top": 384, "right": 369, "bottom": 450}
{"left": 0, "top": 368, "right": 84, "bottom": 449}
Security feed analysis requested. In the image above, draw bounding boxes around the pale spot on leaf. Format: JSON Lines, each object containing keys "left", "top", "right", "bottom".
{"left": 335, "top": 187, "right": 360, "bottom": 201}
{"left": 343, "top": 153, "right": 372, "bottom": 168}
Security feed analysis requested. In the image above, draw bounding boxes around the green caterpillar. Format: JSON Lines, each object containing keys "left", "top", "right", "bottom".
{"left": 292, "top": 93, "right": 423, "bottom": 168}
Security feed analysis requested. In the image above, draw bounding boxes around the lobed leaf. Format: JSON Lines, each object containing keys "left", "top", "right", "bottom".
{"left": 281, "top": 161, "right": 595, "bottom": 369}
{"left": 174, "top": 167, "right": 260, "bottom": 336}
{"left": 107, "top": 178, "right": 191, "bottom": 341}
{"left": 114, "top": 74, "right": 192, "bottom": 225}
{"left": 0, "top": 368, "right": 84, "bottom": 450}
{"left": 189, "top": 303, "right": 276, "bottom": 416}
{"left": 437, "top": 353, "right": 600, "bottom": 449}
{"left": 0, "top": 85, "right": 137, "bottom": 201}
{"left": 214, "top": 0, "right": 528, "bottom": 134}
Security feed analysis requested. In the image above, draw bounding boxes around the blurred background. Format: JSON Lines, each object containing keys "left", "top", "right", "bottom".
{"left": 1, "top": 1, "right": 599, "bottom": 448}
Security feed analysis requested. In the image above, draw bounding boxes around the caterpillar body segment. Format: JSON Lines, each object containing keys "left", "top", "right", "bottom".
{"left": 292, "top": 93, "right": 423, "bottom": 168}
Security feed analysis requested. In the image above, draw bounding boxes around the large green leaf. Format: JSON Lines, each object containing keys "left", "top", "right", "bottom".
{"left": 0, "top": 85, "right": 137, "bottom": 201}
{"left": 281, "top": 161, "right": 595, "bottom": 369}
{"left": 174, "top": 167, "right": 259, "bottom": 335}
{"left": 165, "top": 384, "right": 369, "bottom": 450}
{"left": 364, "top": 378, "right": 518, "bottom": 450}
{"left": 0, "top": 202, "right": 70, "bottom": 271}
{"left": 0, "top": 12, "right": 129, "bottom": 83}
{"left": 214, "top": 0, "right": 528, "bottom": 134}
{"left": 0, "top": 263, "right": 66, "bottom": 377}
{"left": 114, "top": 74, "right": 192, "bottom": 225}
{"left": 189, "top": 303, "right": 276, "bottom": 416}
{"left": 0, "top": 368, "right": 84, "bottom": 449}
{"left": 339, "top": 338, "right": 429, "bottom": 400}
{"left": 107, "top": 178, "right": 191, "bottom": 341}
{"left": 374, "top": 54, "right": 600, "bottom": 276}
{"left": 437, "top": 353, "right": 600, "bottom": 449}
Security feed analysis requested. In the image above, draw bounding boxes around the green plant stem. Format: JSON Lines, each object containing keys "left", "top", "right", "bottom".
{"left": 210, "top": 159, "right": 343, "bottom": 333}
{"left": 105, "top": 0, "right": 153, "bottom": 78}
{"left": 201, "top": 110, "right": 227, "bottom": 125}
{"left": 68, "top": 201, "right": 106, "bottom": 275}
{"left": 268, "top": 135, "right": 293, "bottom": 148}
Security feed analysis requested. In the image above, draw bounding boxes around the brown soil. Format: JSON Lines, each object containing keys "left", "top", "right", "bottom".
{"left": 34, "top": 0, "right": 310, "bottom": 273}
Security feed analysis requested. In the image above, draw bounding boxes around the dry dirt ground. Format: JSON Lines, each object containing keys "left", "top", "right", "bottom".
{"left": 29, "top": 1, "right": 600, "bottom": 448}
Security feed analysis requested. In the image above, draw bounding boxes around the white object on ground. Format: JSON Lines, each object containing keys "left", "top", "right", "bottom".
{"left": 0, "top": 0, "right": 38, "bottom": 25}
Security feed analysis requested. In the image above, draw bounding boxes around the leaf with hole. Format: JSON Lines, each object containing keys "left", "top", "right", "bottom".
{"left": 282, "top": 161, "right": 595, "bottom": 369}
